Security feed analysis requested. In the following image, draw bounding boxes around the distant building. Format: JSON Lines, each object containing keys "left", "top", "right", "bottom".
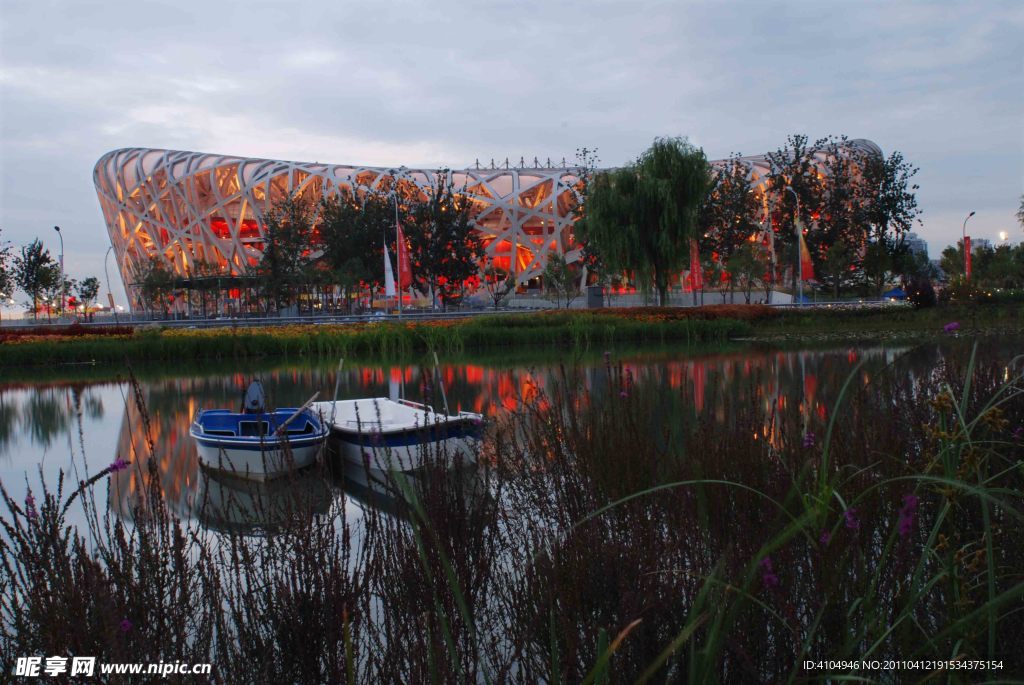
{"left": 905, "top": 232, "right": 928, "bottom": 259}
{"left": 972, "top": 238, "right": 992, "bottom": 251}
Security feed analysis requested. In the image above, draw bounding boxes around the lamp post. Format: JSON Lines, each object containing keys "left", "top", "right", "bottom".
{"left": 53, "top": 226, "right": 65, "bottom": 318}
{"left": 784, "top": 186, "right": 803, "bottom": 306}
{"left": 104, "top": 245, "right": 119, "bottom": 324}
{"left": 962, "top": 211, "right": 975, "bottom": 281}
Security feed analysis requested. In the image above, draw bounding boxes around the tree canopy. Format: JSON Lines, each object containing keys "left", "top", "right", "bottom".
{"left": 13, "top": 239, "right": 57, "bottom": 320}
{"left": 542, "top": 253, "right": 581, "bottom": 309}
{"left": 137, "top": 256, "right": 176, "bottom": 315}
{"left": 77, "top": 277, "right": 100, "bottom": 311}
{"left": 578, "top": 137, "right": 711, "bottom": 305}
{"left": 761, "top": 135, "right": 922, "bottom": 297}
{"left": 405, "top": 172, "right": 483, "bottom": 310}
{"left": 256, "top": 196, "right": 317, "bottom": 312}
{"left": 0, "top": 229, "right": 13, "bottom": 317}
{"left": 317, "top": 190, "right": 396, "bottom": 311}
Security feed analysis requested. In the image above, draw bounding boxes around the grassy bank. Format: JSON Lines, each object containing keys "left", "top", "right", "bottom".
{"left": 1, "top": 302, "right": 1020, "bottom": 368}
{"left": 0, "top": 339, "right": 757, "bottom": 387}
{"left": 763, "top": 301, "right": 1023, "bottom": 337}
{"left": 0, "top": 311, "right": 751, "bottom": 368}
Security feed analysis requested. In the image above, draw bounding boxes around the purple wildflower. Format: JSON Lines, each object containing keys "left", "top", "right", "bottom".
{"left": 943, "top": 322, "right": 960, "bottom": 334}
{"left": 119, "top": 619, "right": 133, "bottom": 632}
{"left": 25, "top": 493, "right": 37, "bottom": 521}
{"left": 844, "top": 507, "right": 860, "bottom": 531}
{"left": 819, "top": 530, "right": 831, "bottom": 546}
{"left": 803, "top": 432, "right": 816, "bottom": 448}
{"left": 897, "top": 494, "right": 919, "bottom": 539}
{"left": 108, "top": 457, "right": 130, "bottom": 473}
{"left": 760, "top": 557, "right": 780, "bottom": 588}
{"left": 619, "top": 391, "right": 629, "bottom": 399}
{"left": 1013, "top": 426, "right": 1023, "bottom": 440}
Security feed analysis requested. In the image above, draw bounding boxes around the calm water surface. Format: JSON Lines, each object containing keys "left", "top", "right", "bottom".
{"left": 0, "top": 342, "right": 923, "bottom": 531}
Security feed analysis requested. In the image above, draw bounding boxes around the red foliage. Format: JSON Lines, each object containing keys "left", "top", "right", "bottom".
{"left": 0, "top": 323, "right": 135, "bottom": 343}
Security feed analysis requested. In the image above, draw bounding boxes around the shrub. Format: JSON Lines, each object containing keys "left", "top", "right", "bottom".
{"left": 906, "top": 275, "right": 937, "bottom": 308}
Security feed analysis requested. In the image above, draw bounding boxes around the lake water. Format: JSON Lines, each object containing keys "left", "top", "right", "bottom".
{"left": 0, "top": 340, "right": 958, "bottom": 532}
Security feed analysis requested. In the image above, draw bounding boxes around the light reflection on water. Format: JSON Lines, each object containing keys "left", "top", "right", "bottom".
{"left": 0, "top": 344, "right": 913, "bottom": 532}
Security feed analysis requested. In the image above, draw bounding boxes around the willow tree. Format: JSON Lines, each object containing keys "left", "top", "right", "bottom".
{"left": 577, "top": 137, "right": 711, "bottom": 305}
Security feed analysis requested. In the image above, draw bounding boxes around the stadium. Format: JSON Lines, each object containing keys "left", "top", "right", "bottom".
{"left": 94, "top": 140, "right": 881, "bottom": 311}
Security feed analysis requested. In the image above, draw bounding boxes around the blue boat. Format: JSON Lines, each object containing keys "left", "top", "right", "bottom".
{"left": 190, "top": 383, "right": 328, "bottom": 480}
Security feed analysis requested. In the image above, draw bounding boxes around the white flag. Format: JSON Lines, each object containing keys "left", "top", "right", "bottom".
{"left": 384, "top": 242, "right": 397, "bottom": 297}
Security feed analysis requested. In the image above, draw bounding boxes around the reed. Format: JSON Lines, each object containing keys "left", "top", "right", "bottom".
{"left": 1, "top": 342, "right": 1021, "bottom": 682}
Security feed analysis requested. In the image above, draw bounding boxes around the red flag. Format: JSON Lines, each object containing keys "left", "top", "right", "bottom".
{"left": 397, "top": 224, "right": 413, "bottom": 289}
{"left": 689, "top": 238, "right": 703, "bottom": 290}
{"left": 798, "top": 232, "right": 815, "bottom": 281}
{"left": 964, "top": 236, "right": 972, "bottom": 280}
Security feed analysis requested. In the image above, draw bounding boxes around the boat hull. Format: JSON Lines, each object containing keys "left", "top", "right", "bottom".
{"left": 330, "top": 420, "right": 480, "bottom": 473}
{"left": 190, "top": 407, "right": 328, "bottom": 480}
{"left": 192, "top": 433, "right": 324, "bottom": 480}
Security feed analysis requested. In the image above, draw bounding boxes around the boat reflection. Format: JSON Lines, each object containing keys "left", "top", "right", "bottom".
{"left": 337, "top": 458, "right": 490, "bottom": 525}
{"left": 193, "top": 467, "right": 333, "bottom": 534}
{"left": 97, "top": 344, "right": 914, "bottom": 532}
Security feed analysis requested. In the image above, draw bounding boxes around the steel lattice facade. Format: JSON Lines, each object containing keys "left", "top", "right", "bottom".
{"left": 94, "top": 140, "right": 880, "bottom": 311}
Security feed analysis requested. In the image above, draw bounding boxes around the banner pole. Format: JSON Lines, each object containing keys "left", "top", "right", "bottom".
{"left": 394, "top": 191, "right": 403, "bottom": 320}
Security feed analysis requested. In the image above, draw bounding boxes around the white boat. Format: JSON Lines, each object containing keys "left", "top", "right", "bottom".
{"left": 314, "top": 398, "right": 483, "bottom": 473}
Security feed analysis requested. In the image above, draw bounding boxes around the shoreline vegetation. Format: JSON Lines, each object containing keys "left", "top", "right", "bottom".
{"left": 1, "top": 303, "right": 1021, "bottom": 370}
{"left": 2, "top": 344, "right": 1022, "bottom": 680}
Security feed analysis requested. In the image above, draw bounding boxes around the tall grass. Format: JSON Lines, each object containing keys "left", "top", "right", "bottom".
{"left": 0, "top": 314, "right": 750, "bottom": 368}
{"left": 1, "top": 343, "right": 1022, "bottom": 682}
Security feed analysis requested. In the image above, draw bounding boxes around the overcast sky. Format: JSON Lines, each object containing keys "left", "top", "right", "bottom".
{"left": 1, "top": 0, "right": 1021, "bottom": 303}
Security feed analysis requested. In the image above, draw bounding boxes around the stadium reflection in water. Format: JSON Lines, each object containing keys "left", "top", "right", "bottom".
{"left": 96, "top": 345, "right": 912, "bottom": 529}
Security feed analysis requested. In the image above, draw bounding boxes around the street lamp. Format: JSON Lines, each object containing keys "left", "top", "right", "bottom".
{"left": 53, "top": 225, "right": 65, "bottom": 318}
{"left": 104, "top": 245, "right": 119, "bottom": 324}
{"left": 962, "top": 211, "right": 975, "bottom": 280}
